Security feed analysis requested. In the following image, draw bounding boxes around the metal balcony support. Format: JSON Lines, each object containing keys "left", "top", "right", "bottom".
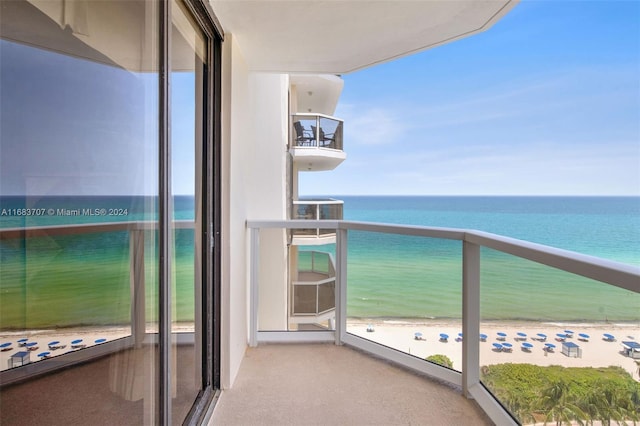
{"left": 462, "top": 240, "right": 480, "bottom": 398}
{"left": 130, "top": 229, "right": 146, "bottom": 348}
{"left": 249, "top": 227, "right": 259, "bottom": 347}
{"left": 336, "top": 228, "right": 348, "bottom": 345}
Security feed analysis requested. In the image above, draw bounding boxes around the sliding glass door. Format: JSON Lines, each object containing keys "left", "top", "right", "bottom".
{"left": 0, "top": 0, "right": 220, "bottom": 424}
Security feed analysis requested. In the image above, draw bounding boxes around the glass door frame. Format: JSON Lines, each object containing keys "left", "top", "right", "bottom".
{"left": 159, "top": 0, "right": 222, "bottom": 424}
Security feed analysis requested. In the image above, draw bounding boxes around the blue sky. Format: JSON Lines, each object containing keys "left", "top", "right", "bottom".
{"left": 299, "top": 0, "right": 640, "bottom": 196}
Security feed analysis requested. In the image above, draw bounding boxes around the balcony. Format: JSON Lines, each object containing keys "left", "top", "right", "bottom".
{"left": 291, "top": 199, "right": 343, "bottom": 245}
{"left": 247, "top": 220, "right": 640, "bottom": 425}
{"left": 291, "top": 114, "right": 346, "bottom": 171}
{"left": 290, "top": 251, "right": 336, "bottom": 326}
{"left": 210, "top": 343, "right": 492, "bottom": 425}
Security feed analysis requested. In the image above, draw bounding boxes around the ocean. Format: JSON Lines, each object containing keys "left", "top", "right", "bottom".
{"left": 1, "top": 195, "right": 639, "bottom": 328}
{"left": 338, "top": 196, "right": 639, "bottom": 322}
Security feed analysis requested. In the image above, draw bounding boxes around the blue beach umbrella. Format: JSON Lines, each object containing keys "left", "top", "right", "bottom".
{"left": 544, "top": 343, "right": 556, "bottom": 351}
{"left": 439, "top": 333, "right": 449, "bottom": 342}
{"left": 17, "top": 338, "right": 28, "bottom": 346}
{"left": 0, "top": 342, "right": 12, "bottom": 350}
{"left": 95, "top": 338, "right": 107, "bottom": 344}
{"left": 603, "top": 333, "right": 615, "bottom": 341}
{"left": 479, "top": 334, "right": 487, "bottom": 341}
{"left": 496, "top": 332, "right": 507, "bottom": 340}
{"left": 501, "top": 342, "right": 513, "bottom": 352}
{"left": 564, "top": 330, "right": 574, "bottom": 337}
{"left": 37, "top": 351, "right": 51, "bottom": 359}
{"left": 492, "top": 343, "right": 503, "bottom": 351}
{"left": 536, "top": 333, "right": 547, "bottom": 341}
{"left": 578, "top": 333, "right": 590, "bottom": 341}
{"left": 517, "top": 332, "right": 527, "bottom": 340}
{"left": 25, "top": 342, "right": 38, "bottom": 350}
{"left": 555, "top": 333, "right": 566, "bottom": 341}
{"left": 521, "top": 342, "right": 533, "bottom": 351}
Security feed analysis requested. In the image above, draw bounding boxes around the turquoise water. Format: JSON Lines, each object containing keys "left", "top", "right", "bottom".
{"left": 1, "top": 196, "right": 639, "bottom": 326}
{"left": 338, "top": 196, "right": 640, "bottom": 321}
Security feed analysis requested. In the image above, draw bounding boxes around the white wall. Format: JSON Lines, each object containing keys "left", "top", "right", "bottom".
{"left": 220, "top": 34, "right": 289, "bottom": 388}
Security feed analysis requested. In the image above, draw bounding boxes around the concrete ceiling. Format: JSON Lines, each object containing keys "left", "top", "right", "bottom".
{"left": 210, "top": 0, "right": 518, "bottom": 74}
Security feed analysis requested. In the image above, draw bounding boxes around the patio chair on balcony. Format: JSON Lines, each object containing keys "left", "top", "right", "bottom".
{"left": 311, "top": 125, "right": 335, "bottom": 147}
{"left": 293, "top": 121, "right": 314, "bottom": 146}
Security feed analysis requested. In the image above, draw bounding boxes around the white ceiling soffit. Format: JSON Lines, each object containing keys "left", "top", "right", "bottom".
{"left": 290, "top": 74, "right": 344, "bottom": 114}
{"left": 210, "top": 0, "right": 518, "bottom": 74}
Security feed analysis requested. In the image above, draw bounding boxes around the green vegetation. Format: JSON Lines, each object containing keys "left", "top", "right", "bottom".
{"left": 481, "top": 363, "right": 640, "bottom": 425}
{"left": 426, "top": 354, "right": 453, "bottom": 369}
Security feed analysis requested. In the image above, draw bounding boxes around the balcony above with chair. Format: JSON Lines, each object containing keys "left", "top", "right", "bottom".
{"left": 291, "top": 114, "right": 346, "bottom": 171}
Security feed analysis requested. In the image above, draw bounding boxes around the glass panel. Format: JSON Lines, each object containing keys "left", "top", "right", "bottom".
{"left": 345, "top": 231, "right": 462, "bottom": 370}
{"left": 479, "top": 250, "right": 640, "bottom": 425}
{"left": 0, "top": 1, "right": 159, "bottom": 424}
{"left": 170, "top": 0, "right": 206, "bottom": 423}
{"left": 291, "top": 115, "right": 343, "bottom": 150}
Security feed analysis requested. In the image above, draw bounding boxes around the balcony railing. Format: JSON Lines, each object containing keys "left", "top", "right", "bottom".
{"left": 291, "top": 199, "right": 343, "bottom": 240}
{"left": 292, "top": 251, "right": 336, "bottom": 318}
{"left": 247, "top": 220, "right": 640, "bottom": 426}
{"left": 0, "top": 221, "right": 195, "bottom": 384}
{"left": 292, "top": 113, "right": 343, "bottom": 150}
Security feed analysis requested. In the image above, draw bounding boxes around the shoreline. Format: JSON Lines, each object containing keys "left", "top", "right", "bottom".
{"left": 347, "top": 318, "right": 640, "bottom": 380}
{"left": 1, "top": 320, "right": 639, "bottom": 380}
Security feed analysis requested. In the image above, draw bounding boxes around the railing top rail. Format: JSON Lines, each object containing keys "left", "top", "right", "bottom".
{"left": 466, "top": 230, "right": 640, "bottom": 294}
{"left": 292, "top": 112, "right": 343, "bottom": 122}
{"left": 0, "top": 220, "right": 195, "bottom": 239}
{"left": 293, "top": 199, "right": 344, "bottom": 205}
{"left": 247, "top": 219, "right": 640, "bottom": 294}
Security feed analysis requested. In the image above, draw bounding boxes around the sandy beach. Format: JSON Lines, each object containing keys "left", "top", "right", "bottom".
{"left": 0, "top": 326, "right": 131, "bottom": 371}
{"left": 2, "top": 320, "right": 639, "bottom": 381}
{"left": 347, "top": 319, "right": 640, "bottom": 380}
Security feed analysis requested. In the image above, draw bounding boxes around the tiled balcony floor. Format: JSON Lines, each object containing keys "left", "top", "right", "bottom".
{"left": 210, "top": 343, "right": 493, "bottom": 425}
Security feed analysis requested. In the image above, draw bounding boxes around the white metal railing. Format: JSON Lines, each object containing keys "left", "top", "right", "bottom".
{"left": 292, "top": 113, "right": 344, "bottom": 150}
{"left": 247, "top": 219, "right": 640, "bottom": 426}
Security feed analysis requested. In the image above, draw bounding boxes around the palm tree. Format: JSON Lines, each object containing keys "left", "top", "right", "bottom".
{"left": 541, "top": 379, "right": 587, "bottom": 426}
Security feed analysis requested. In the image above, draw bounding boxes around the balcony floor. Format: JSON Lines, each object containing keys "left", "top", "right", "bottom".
{"left": 210, "top": 343, "right": 492, "bottom": 425}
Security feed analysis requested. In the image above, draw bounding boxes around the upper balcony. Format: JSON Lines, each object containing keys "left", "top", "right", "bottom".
{"left": 291, "top": 114, "right": 346, "bottom": 171}
{"left": 291, "top": 199, "right": 343, "bottom": 245}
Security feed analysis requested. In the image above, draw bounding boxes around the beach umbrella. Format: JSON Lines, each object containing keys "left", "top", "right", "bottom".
{"left": 492, "top": 343, "right": 503, "bottom": 351}
{"left": 501, "top": 342, "right": 513, "bottom": 352}
{"left": 479, "top": 334, "right": 487, "bottom": 341}
{"left": 17, "top": 338, "right": 28, "bottom": 346}
{"left": 555, "top": 333, "right": 566, "bottom": 341}
{"left": 516, "top": 332, "right": 527, "bottom": 340}
{"left": 95, "top": 338, "right": 107, "bottom": 344}
{"left": 521, "top": 342, "right": 533, "bottom": 351}
{"left": 564, "top": 330, "right": 574, "bottom": 337}
{"left": 25, "top": 342, "right": 38, "bottom": 351}
{"left": 536, "top": 333, "right": 547, "bottom": 341}
{"left": 0, "top": 342, "right": 12, "bottom": 351}
{"left": 496, "top": 332, "right": 507, "bottom": 341}
{"left": 439, "top": 333, "right": 449, "bottom": 342}
{"left": 603, "top": 333, "right": 615, "bottom": 341}
{"left": 37, "top": 351, "right": 51, "bottom": 359}
{"left": 578, "top": 333, "right": 590, "bottom": 341}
